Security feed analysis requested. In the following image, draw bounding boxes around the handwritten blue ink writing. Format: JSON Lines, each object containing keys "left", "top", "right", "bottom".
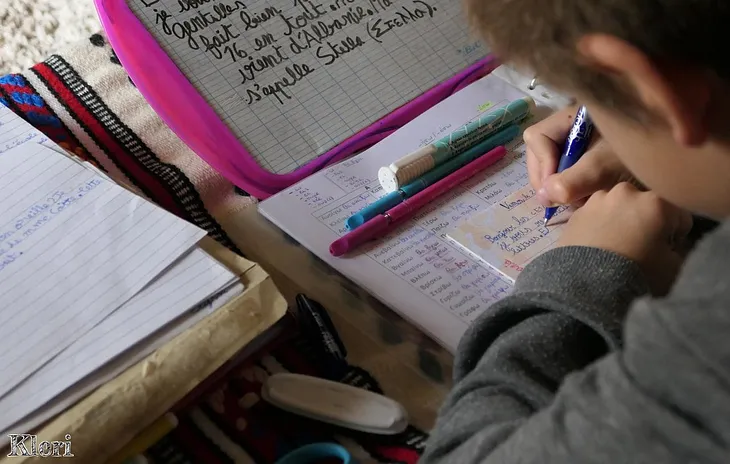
{"left": 289, "top": 186, "right": 335, "bottom": 208}
{"left": 0, "top": 178, "right": 102, "bottom": 272}
{"left": 497, "top": 188, "right": 535, "bottom": 211}
{"left": 373, "top": 226, "right": 431, "bottom": 261}
{"left": 0, "top": 252, "right": 23, "bottom": 272}
{"left": 1, "top": 133, "right": 48, "bottom": 154}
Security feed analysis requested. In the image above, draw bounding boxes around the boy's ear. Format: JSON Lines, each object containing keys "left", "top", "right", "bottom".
{"left": 577, "top": 34, "right": 711, "bottom": 146}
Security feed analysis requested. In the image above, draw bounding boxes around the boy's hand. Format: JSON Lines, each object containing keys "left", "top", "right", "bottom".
{"left": 525, "top": 105, "right": 634, "bottom": 207}
{"left": 557, "top": 183, "right": 693, "bottom": 295}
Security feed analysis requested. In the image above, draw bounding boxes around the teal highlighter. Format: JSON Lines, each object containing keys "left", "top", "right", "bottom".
{"left": 345, "top": 124, "right": 520, "bottom": 230}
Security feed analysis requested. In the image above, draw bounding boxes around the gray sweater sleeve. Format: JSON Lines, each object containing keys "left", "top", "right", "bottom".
{"left": 421, "top": 222, "right": 730, "bottom": 463}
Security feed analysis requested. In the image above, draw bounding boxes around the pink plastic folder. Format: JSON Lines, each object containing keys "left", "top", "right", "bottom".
{"left": 95, "top": 0, "right": 496, "bottom": 198}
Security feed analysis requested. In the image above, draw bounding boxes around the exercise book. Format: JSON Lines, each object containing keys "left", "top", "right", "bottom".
{"left": 260, "top": 70, "right": 570, "bottom": 352}
{"left": 0, "top": 281, "right": 245, "bottom": 443}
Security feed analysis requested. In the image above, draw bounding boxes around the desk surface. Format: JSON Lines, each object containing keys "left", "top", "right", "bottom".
{"left": 0, "top": 238, "right": 287, "bottom": 464}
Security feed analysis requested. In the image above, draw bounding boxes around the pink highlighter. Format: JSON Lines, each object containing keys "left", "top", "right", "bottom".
{"left": 329, "top": 145, "right": 507, "bottom": 257}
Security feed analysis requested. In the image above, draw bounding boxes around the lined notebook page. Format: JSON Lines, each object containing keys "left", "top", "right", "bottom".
{"left": 130, "top": 0, "right": 488, "bottom": 173}
{"left": 0, "top": 105, "right": 57, "bottom": 154}
{"left": 261, "top": 73, "right": 551, "bottom": 351}
{"left": 0, "top": 248, "right": 238, "bottom": 432}
{"left": 1, "top": 282, "right": 244, "bottom": 441}
{"left": 0, "top": 143, "right": 205, "bottom": 398}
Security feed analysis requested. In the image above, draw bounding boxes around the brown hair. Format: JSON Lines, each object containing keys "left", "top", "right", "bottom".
{"left": 466, "top": 0, "right": 729, "bottom": 116}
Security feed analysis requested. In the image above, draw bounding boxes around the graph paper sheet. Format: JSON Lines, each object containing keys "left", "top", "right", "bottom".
{"left": 130, "top": 0, "right": 488, "bottom": 173}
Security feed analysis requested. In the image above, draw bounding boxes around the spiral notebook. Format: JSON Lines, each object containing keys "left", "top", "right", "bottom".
{"left": 260, "top": 68, "right": 571, "bottom": 351}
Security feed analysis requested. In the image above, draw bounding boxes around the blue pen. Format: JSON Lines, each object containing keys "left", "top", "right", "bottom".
{"left": 543, "top": 106, "right": 594, "bottom": 225}
{"left": 346, "top": 125, "right": 521, "bottom": 230}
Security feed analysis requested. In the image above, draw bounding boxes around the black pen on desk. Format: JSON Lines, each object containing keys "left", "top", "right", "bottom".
{"left": 543, "top": 106, "right": 595, "bottom": 225}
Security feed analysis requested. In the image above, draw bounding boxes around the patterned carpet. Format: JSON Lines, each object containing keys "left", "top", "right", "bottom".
{"left": 0, "top": 0, "right": 100, "bottom": 73}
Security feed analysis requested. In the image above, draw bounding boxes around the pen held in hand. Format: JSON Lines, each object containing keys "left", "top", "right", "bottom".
{"left": 543, "top": 105, "right": 594, "bottom": 225}
{"left": 330, "top": 145, "right": 508, "bottom": 257}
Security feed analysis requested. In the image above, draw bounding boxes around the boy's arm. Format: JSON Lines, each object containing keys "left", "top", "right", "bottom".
{"left": 422, "top": 236, "right": 730, "bottom": 463}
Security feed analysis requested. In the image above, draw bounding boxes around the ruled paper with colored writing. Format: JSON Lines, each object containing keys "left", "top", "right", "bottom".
{"left": 0, "top": 143, "right": 205, "bottom": 398}
{"left": 0, "top": 248, "right": 239, "bottom": 432}
{"left": 0, "top": 281, "right": 244, "bottom": 442}
{"left": 0, "top": 105, "right": 55, "bottom": 154}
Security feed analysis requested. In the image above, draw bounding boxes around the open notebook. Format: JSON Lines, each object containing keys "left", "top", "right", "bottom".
{"left": 260, "top": 67, "right": 571, "bottom": 352}
{"left": 0, "top": 106, "right": 243, "bottom": 437}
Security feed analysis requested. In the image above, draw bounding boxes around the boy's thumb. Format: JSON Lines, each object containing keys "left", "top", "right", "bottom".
{"left": 542, "top": 156, "right": 620, "bottom": 205}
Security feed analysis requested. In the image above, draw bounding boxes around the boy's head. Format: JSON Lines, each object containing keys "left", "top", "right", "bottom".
{"left": 467, "top": 0, "right": 730, "bottom": 219}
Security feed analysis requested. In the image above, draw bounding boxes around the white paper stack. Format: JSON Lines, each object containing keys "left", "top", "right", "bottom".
{"left": 0, "top": 106, "right": 243, "bottom": 437}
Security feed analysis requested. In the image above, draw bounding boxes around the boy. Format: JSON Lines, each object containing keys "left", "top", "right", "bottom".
{"left": 421, "top": 1, "right": 730, "bottom": 463}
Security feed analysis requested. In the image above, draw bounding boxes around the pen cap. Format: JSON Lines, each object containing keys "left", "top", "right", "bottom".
{"left": 380, "top": 145, "right": 437, "bottom": 193}
{"left": 346, "top": 190, "right": 403, "bottom": 230}
{"left": 378, "top": 166, "right": 400, "bottom": 194}
{"left": 330, "top": 215, "right": 390, "bottom": 256}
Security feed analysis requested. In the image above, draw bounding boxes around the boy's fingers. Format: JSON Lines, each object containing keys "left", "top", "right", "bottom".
{"left": 542, "top": 151, "right": 623, "bottom": 204}
{"left": 526, "top": 147, "right": 543, "bottom": 190}
{"left": 523, "top": 107, "right": 576, "bottom": 180}
{"left": 524, "top": 128, "right": 563, "bottom": 181}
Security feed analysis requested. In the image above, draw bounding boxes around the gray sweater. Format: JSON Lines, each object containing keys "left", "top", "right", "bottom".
{"left": 421, "top": 219, "right": 730, "bottom": 463}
